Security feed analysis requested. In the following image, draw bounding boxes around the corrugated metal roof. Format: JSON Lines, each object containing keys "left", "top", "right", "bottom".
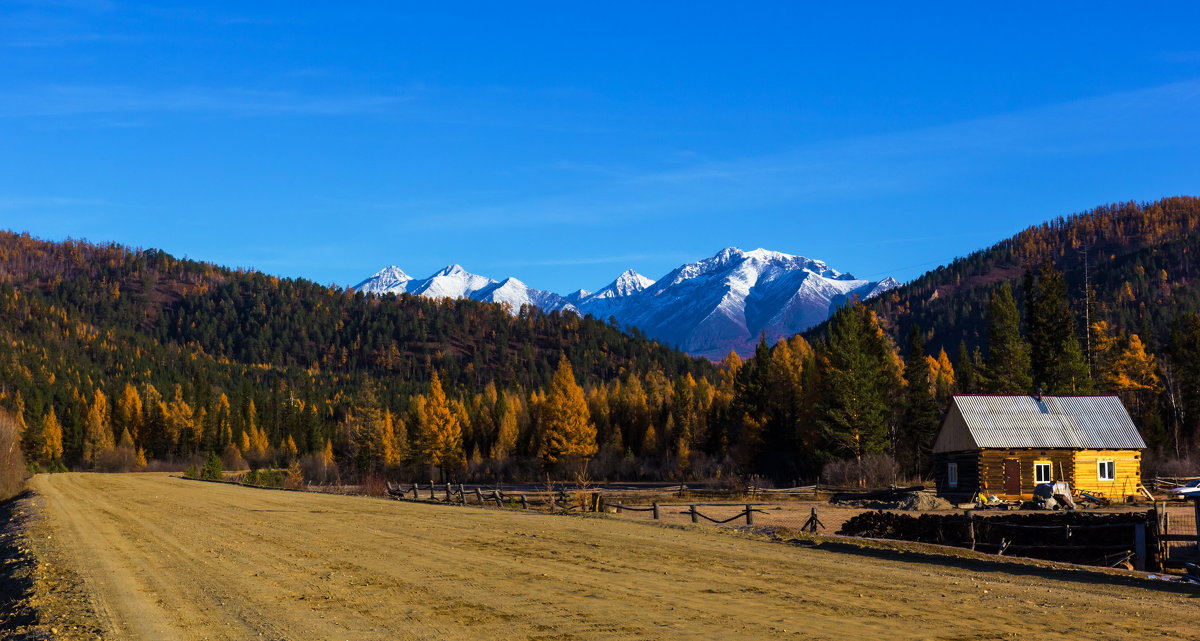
{"left": 946, "top": 395, "right": 1146, "bottom": 450}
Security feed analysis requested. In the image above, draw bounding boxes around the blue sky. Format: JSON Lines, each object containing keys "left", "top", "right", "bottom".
{"left": 3, "top": 2, "right": 1200, "bottom": 293}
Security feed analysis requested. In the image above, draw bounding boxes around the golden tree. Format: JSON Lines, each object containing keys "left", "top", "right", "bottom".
{"left": 83, "top": 389, "right": 114, "bottom": 464}
{"left": 40, "top": 408, "right": 64, "bottom": 466}
{"left": 416, "top": 372, "right": 464, "bottom": 478}
{"left": 538, "top": 356, "right": 597, "bottom": 465}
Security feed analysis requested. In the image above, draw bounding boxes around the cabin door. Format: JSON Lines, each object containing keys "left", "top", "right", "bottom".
{"left": 1003, "top": 459, "right": 1021, "bottom": 496}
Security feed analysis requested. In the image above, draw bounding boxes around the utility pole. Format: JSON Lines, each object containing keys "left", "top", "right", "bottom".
{"left": 1080, "top": 244, "right": 1092, "bottom": 377}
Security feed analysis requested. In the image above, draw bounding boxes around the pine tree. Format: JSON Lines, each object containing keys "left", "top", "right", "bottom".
{"left": 982, "top": 282, "right": 1032, "bottom": 394}
{"left": 538, "top": 356, "right": 597, "bottom": 466}
{"left": 1026, "top": 261, "right": 1092, "bottom": 394}
{"left": 955, "top": 341, "right": 979, "bottom": 394}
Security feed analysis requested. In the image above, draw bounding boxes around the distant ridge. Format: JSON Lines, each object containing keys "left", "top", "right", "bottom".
{"left": 355, "top": 247, "right": 897, "bottom": 358}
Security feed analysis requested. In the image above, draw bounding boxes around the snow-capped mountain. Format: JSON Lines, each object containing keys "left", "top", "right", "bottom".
{"left": 354, "top": 265, "right": 576, "bottom": 313}
{"left": 353, "top": 248, "right": 898, "bottom": 359}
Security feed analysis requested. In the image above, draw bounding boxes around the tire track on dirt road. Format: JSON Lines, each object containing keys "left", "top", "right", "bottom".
{"left": 29, "top": 473, "right": 1200, "bottom": 641}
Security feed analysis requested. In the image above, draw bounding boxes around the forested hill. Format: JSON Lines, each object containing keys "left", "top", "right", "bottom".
{"left": 859, "top": 196, "right": 1200, "bottom": 354}
{"left": 0, "top": 232, "right": 714, "bottom": 472}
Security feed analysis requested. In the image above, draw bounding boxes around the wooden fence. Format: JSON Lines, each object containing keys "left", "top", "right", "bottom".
{"left": 387, "top": 482, "right": 774, "bottom": 526}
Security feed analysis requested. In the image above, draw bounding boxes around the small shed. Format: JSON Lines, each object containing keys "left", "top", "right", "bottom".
{"left": 932, "top": 395, "right": 1146, "bottom": 501}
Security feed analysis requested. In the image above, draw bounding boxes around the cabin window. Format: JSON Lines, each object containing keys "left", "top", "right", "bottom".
{"left": 1098, "top": 460, "right": 1115, "bottom": 481}
{"left": 1034, "top": 462, "right": 1052, "bottom": 483}
{"left": 947, "top": 462, "right": 958, "bottom": 487}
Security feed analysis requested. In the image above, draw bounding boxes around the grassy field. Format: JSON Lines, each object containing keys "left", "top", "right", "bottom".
{"left": 12, "top": 473, "right": 1200, "bottom": 640}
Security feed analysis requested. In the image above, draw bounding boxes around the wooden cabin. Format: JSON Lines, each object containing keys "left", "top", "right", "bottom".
{"left": 932, "top": 395, "right": 1146, "bottom": 501}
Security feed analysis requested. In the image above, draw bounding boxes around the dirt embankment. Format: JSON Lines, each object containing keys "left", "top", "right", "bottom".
{"left": 12, "top": 473, "right": 1200, "bottom": 640}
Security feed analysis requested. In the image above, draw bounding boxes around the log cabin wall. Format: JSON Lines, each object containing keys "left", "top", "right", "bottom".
{"left": 978, "top": 449, "right": 1076, "bottom": 499}
{"left": 1070, "top": 449, "right": 1142, "bottom": 499}
{"left": 932, "top": 451, "right": 980, "bottom": 499}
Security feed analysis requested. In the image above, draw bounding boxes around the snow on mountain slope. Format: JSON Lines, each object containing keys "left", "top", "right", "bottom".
{"left": 353, "top": 248, "right": 897, "bottom": 359}
{"left": 353, "top": 265, "right": 412, "bottom": 294}
{"left": 575, "top": 248, "right": 896, "bottom": 359}
{"left": 473, "top": 277, "right": 578, "bottom": 313}
{"left": 590, "top": 269, "right": 655, "bottom": 299}
{"left": 353, "top": 265, "right": 575, "bottom": 314}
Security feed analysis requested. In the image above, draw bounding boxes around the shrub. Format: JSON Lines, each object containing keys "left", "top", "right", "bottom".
{"left": 183, "top": 464, "right": 200, "bottom": 479}
{"left": 200, "top": 451, "right": 224, "bottom": 481}
{"left": 821, "top": 454, "right": 904, "bottom": 488}
{"left": 221, "top": 444, "right": 248, "bottom": 471}
{"left": 299, "top": 451, "right": 339, "bottom": 485}
{"left": 94, "top": 446, "right": 137, "bottom": 473}
{"left": 361, "top": 473, "right": 388, "bottom": 497}
{"left": 284, "top": 461, "right": 304, "bottom": 490}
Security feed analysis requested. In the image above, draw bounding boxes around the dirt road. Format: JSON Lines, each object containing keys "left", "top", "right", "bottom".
{"left": 27, "top": 473, "right": 1200, "bottom": 640}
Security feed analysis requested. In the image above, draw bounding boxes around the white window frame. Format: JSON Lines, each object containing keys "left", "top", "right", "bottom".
{"left": 1098, "top": 460, "right": 1115, "bottom": 481}
{"left": 1034, "top": 462, "right": 1052, "bottom": 484}
{"left": 947, "top": 462, "right": 958, "bottom": 487}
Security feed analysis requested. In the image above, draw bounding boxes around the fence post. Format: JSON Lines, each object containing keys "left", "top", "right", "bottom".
{"left": 445, "top": 484, "right": 452, "bottom": 502}
{"left": 1194, "top": 497, "right": 1200, "bottom": 558}
{"left": 616, "top": 500, "right": 623, "bottom": 514}
{"left": 652, "top": 502, "right": 660, "bottom": 520}
{"left": 745, "top": 504, "right": 754, "bottom": 526}
{"left": 429, "top": 481, "right": 435, "bottom": 501}
{"left": 1134, "top": 522, "right": 1146, "bottom": 571}
{"left": 520, "top": 494, "right": 528, "bottom": 510}
{"left": 689, "top": 505, "right": 698, "bottom": 524}
{"left": 495, "top": 491, "right": 504, "bottom": 508}
{"left": 967, "top": 512, "right": 976, "bottom": 551}
{"left": 475, "top": 487, "right": 484, "bottom": 505}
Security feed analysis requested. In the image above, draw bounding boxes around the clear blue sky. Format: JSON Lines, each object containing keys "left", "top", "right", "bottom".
{"left": 4, "top": 2, "right": 1200, "bottom": 294}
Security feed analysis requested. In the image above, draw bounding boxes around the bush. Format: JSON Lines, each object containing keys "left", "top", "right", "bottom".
{"left": 361, "top": 473, "right": 388, "bottom": 497}
{"left": 299, "top": 451, "right": 339, "bottom": 485}
{"left": 200, "top": 451, "right": 223, "bottom": 481}
{"left": 0, "top": 411, "right": 27, "bottom": 501}
{"left": 821, "top": 454, "right": 904, "bottom": 488}
{"left": 221, "top": 444, "right": 248, "bottom": 471}
{"left": 183, "top": 464, "right": 200, "bottom": 479}
{"left": 94, "top": 446, "right": 137, "bottom": 473}
{"left": 284, "top": 461, "right": 304, "bottom": 490}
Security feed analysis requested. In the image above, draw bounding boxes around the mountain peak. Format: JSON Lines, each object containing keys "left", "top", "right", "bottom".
{"left": 354, "top": 265, "right": 414, "bottom": 294}
{"left": 436, "top": 264, "right": 468, "bottom": 276}
{"left": 372, "top": 265, "right": 411, "bottom": 280}
{"left": 591, "top": 269, "right": 656, "bottom": 300}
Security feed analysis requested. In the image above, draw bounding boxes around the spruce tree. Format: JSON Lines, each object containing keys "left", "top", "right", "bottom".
{"left": 982, "top": 282, "right": 1032, "bottom": 394}
{"left": 1026, "top": 261, "right": 1092, "bottom": 394}
{"left": 902, "top": 325, "right": 940, "bottom": 470}
{"left": 816, "top": 302, "right": 901, "bottom": 462}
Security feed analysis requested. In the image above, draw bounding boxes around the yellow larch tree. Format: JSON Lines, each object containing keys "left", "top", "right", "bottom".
{"left": 83, "top": 388, "right": 114, "bottom": 464}
{"left": 538, "top": 356, "right": 597, "bottom": 466}
{"left": 416, "top": 372, "right": 464, "bottom": 478}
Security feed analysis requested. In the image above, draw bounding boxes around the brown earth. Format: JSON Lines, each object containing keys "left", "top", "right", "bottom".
{"left": 17, "top": 473, "right": 1200, "bottom": 640}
